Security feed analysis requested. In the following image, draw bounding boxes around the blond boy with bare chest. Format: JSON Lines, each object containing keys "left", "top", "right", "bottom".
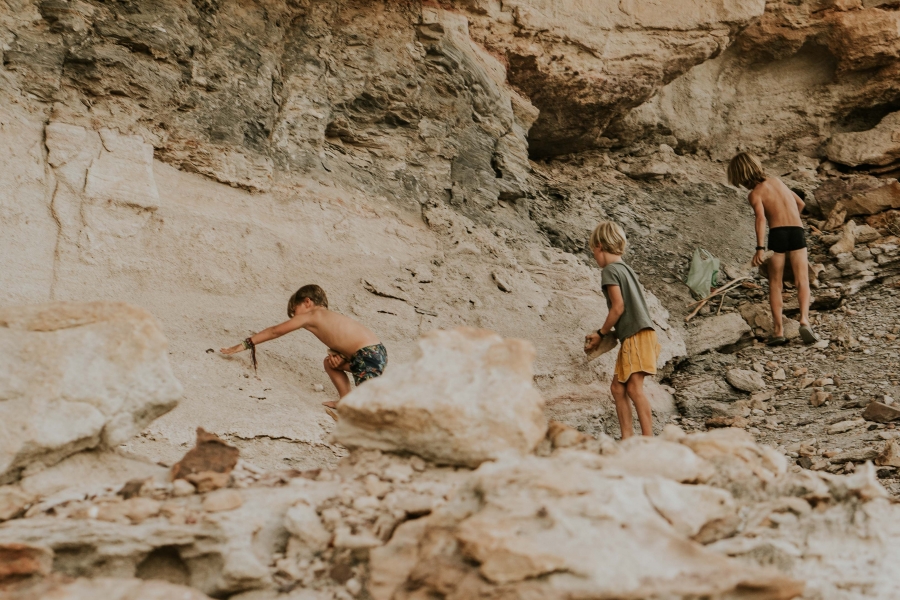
{"left": 728, "top": 152, "right": 820, "bottom": 345}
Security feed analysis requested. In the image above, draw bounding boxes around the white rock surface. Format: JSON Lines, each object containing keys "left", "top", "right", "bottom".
{"left": 0, "top": 302, "right": 182, "bottom": 484}
{"left": 335, "top": 328, "right": 547, "bottom": 467}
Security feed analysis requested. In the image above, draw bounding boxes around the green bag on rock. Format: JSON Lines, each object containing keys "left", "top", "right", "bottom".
{"left": 685, "top": 248, "right": 719, "bottom": 299}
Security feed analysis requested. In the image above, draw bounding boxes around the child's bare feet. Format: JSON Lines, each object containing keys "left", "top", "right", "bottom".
{"left": 322, "top": 400, "right": 338, "bottom": 409}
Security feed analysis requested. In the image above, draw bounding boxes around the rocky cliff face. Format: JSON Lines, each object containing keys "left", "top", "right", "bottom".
{"left": 5, "top": 2, "right": 900, "bottom": 597}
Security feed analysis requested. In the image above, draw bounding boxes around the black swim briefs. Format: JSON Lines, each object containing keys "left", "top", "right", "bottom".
{"left": 767, "top": 226, "right": 806, "bottom": 253}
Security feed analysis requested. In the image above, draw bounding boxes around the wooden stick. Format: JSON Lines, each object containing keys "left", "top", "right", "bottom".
{"left": 717, "top": 291, "right": 728, "bottom": 316}
{"left": 685, "top": 299, "right": 708, "bottom": 322}
{"left": 686, "top": 277, "right": 750, "bottom": 309}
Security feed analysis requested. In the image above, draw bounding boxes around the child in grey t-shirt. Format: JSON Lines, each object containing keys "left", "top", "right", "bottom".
{"left": 584, "top": 221, "right": 661, "bottom": 440}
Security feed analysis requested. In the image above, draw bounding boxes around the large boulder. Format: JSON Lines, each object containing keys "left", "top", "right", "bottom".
{"left": 814, "top": 176, "right": 900, "bottom": 220}
{"left": 335, "top": 328, "right": 547, "bottom": 467}
{"left": 0, "top": 302, "right": 182, "bottom": 484}
{"left": 686, "top": 313, "right": 752, "bottom": 356}
{"left": 827, "top": 111, "right": 900, "bottom": 168}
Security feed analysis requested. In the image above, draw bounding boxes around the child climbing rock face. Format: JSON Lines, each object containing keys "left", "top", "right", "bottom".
{"left": 727, "top": 152, "right": 819, "bottom": 346}
{"left": 220, "top": 284, "right": 387, "bottom": 419}
{"left": 583, "top": 221, "right": 660, "bottom": 440}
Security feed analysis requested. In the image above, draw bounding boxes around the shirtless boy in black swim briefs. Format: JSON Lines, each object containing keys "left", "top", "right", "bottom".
{"left": 727, "top": 152, "right": 820, "bottom": 345}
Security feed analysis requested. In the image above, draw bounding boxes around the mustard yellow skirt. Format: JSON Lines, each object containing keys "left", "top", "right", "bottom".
{"left": 615, "top": 328, "right": 661, "bottom": 383}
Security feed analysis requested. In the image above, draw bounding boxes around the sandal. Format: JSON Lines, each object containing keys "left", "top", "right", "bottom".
{"left": 766, "top": 336, "right": 788, "bottom": 347}
{"left": 799, "top": 325, "right": 821, "bottom": 345}
{"left": 322, "top": 401, "right": 338, "bottom": 409}
{"left": 324, "top": 407, "right": 339, "bottom": 421}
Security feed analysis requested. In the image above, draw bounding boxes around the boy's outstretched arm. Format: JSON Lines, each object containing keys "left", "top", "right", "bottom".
{"left": 220, "top": 314, "right": 308, "bottom": 355}
{"left": 585, "top": 285, "right": 624, "bottom": 349}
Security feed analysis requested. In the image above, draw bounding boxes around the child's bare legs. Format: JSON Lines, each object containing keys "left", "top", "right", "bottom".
{"left": 323, "top": 357, "right": 351, "bottom": 407}
{"left": 767, "top": 252, "right": 786, "bottom": 337}
{"left": 610, "top": 378, "right": 633, "bottom": 439}
{"left": 788, "top": 248, "right": 811, "bottom": 327}
{"left": 610, "top": 373, "right": 653, "bottom": 440}
{"left": 625, "top": 373, "right": 653, "bottom": 436}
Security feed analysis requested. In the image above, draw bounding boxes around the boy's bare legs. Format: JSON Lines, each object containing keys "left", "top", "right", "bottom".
{"left": 767, "top": 252, "right": 786, "bottom": 337}
{"left": 611, "top": 374, "right": 653, "bottom": 439}
{"left": 610, "top": 378, "right": 634, "bottom": 440}
{"left": 788, "top": 248, "right": 811, "bottom": 326}
{"left": 323, "top": 357, "right": 351, "bottom": 408}
{"left": 625, "top": 373, "right": 653, "bottom": 436}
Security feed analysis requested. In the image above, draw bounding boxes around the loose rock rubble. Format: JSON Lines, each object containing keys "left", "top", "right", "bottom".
{"left": 3, "top": 308, "right": 900, "bottom": 600}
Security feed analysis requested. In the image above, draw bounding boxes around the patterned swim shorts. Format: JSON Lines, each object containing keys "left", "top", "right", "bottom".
{"left": 349, "top": 343, "right": 388, "bottom": 386}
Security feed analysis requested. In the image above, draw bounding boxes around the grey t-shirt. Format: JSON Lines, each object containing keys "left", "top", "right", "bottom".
{"left": 601, "top": 261, "right": 655, "bottom": 342}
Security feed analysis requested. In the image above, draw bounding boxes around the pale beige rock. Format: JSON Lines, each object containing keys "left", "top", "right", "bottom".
{"left": 810, "top": 391, "right": 832, "bottom": 407}
{"left": 284, "top": 502, "right": 331, "bottom": 553}
{"left": 0, "top": 483, "right": 338, "bottom": 596}
{"left": 335, "top": 328, "right": 547, "bottom": 467}
{"left": 681, "top": 428, "right": 788, "bottom": 484}
{"left": 686, "top": 312, "right": 751, "bottom": 356}
{"left": 828, "top": 419, "right": 864, "bottom": 435}
{"left": 827, "top": 112, "right": 900, "bottom": 167}
{"left": 377, "top": 451, "right": 801, "bottom": 598}
{"left": 172, "top": 478, "right": 196, "bottom": 497}
{"left": 202, "top": 489, "right": 243, "bottom": 512}
{"left": 875, "top": 440, "right": 900, "bottom": 468}
{"left": 0, "top": 302, "right": 182, "bottom": 484}
{"left": 368, "top": 518, "right": 430, "bottom": 600}
{"left": 726, "top": 369, "right": 767, "bottom": 393}
{"left": 830, "top": 221, "right": 858, "bottom": 256}
{"left": 598, "top": 437, "right": 715, "bottom": 483}
{"left": 0, "top": 486, "right": 33, "bottom": 522}
{"left": 0, "top": 576, "right": 213, "bottom": 600}
{"left": 644, "top": 478, "right": 736, "bottom": 538}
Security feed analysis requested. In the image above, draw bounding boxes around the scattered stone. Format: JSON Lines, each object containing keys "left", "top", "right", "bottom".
{"left": 875, "top": 440, "right": 900, "bottom": 468}
{"left": 863, "top": 402, "right": 900, "bottom": 423}
{"left": 335, "top": 328, "right": 547, "bottom": 467}
{"left": 772, "top": 368, "right": 786, "bottom": 381}
{"left": 799, "top": 377, "right": 816, "bottom": 389}
{"left": 285, "top": 502, "right": 332, "bottom": 552}
{"left": 171, "top": 479, "right": 196, "bottom": 497}
{"left": 491, "top": 270, "right": 513, "bottom": 293}
{"left": 201, "top": 489, "right": 243, "bottom": 512}
{"left": 750, "top": 390, "right": 776, "bottom": 403}
{"left": 828, "top": 419, "right": 865, "bottom": 435}
{"left": 186, "top": 471, "right": 232, "bottom": 493}
{"left": 706, "top": 416, "right": 750, "bottom": 429}
{"left": 809, "top": 390, "right": 833, "bottom": 406}
{"left": 171, "top": 428, "right": 240, "bottom": 481}
{"left": 0, "top": 542, "right": 52, "bottom": 581}
{"left": 725, "top": 369, "right": 767, "bottom": 393}
{"left": 0, "top": 486, "right": 33, "bottom": 522}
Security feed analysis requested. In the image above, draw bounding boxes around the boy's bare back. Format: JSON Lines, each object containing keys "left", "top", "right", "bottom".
{"left": 749, "top": 178, "right": 804, "bottom": 228}
{"left": 301, "top": 307, "right": 380, "bottom": 358}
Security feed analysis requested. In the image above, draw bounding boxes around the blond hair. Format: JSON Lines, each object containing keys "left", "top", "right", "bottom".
{"left": 727, "top": 152, "right": 767, "bottom": 189}
{"left": 589, "top": 221, "right": 627, "bottom": 255}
